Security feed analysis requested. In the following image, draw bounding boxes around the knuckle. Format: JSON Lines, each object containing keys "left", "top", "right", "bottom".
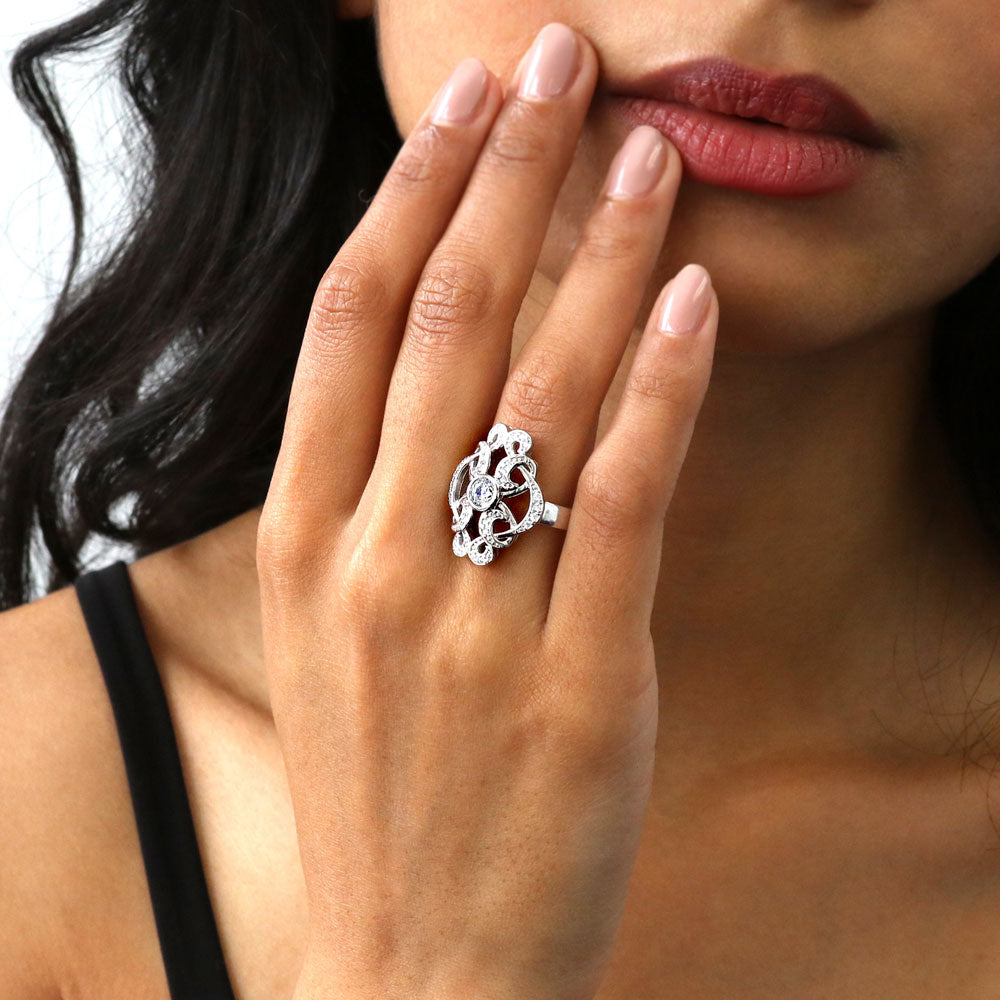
{"left": 626, "top": 348, "right": 703, "bottom": 407}
{"left": 255, "top": 518, "right": 296, "bottom": 584}
{"left": 256, "top": 499, "right": 300, "bottom": 565}
{"left": 608, "top": 449, "right": 662, "bottom": 512}
{"left": 573, "top": 218, "right": 647, "bottom": 265}
{"left": 336, "top": 561, "right": 384, "bottom": 624}
{"left": 515, "top": 691, "right": 589, "bottom": 763}
{"left": 335, "top": 526, "right": 433, "bottom": 636}
{"left": 623, "top": 366, "right": 688, "bottom": 407}
{"left": 502, "top": 348, "right": 579, "bottom": 431}
{"left": 386, "top": 125, "right": 451, "bottom": 191}
{"left": 405, "top": 255, "right": 497, "bottom": 356}
{"left": 531, "top": 680, "right": 629, "bottom": 766}
{"left": 255, "top": 507, "right": 329, "bottom": 601}
{"left": 482, "top": 111, "right": 550, "bottom": 169}
{"left": 574, "top": 461, "right": 649, "bottom": 543}
{"left": 336, "top": 560, "right": 398, "bottom": 635}
{"left": 534, "top": 640, "right": 659, "bottom": 764}
{"left": 306, "top": 260, "right": 389, "bottom": 357}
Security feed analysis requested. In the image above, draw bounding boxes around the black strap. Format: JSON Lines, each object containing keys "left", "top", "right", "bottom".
{"left": 75, "top": 560, "right": 236, "bottom": 1000}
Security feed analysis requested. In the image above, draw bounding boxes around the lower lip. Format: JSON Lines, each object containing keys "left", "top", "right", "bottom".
{"left": 609, "top": 95, "right": 877, "bottom": 197}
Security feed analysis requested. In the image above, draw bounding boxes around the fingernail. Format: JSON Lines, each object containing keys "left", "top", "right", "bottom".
{"left": 517, "top": 22, "right": 580, "bottom": 101}
{"left": 430, "top": 58, "right": 490, "bottom": 125}
{"left": 605, "top": 126, "right": 668, "bottom": 199}
{"left": 657, "top": 264, "right": 713, "bottom": 336}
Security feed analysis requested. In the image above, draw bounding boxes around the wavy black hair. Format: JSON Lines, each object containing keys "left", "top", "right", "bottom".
{"left": 0, "top": 0, "right": 399, "bottom": 606}
{"left": 1, "top": 0, "right": 998, "bottom": 613}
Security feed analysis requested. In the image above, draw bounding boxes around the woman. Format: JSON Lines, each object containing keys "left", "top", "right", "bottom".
{"left": 2, "top": 0, "right": 1000, "bottom": 996}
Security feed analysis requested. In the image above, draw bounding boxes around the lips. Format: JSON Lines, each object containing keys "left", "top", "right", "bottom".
{"left": 602, "top": 55, "right": 892, "bottom": 196}
{"left": 604, "top": 55, "right": 893, "bottom": 151}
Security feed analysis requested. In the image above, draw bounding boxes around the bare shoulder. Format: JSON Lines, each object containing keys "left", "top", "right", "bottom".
{"left": 0, "top": 509, "right": 306, "bottom": 1000}
{"left": 0, "top": 577, "right": 164, "bottom": 998}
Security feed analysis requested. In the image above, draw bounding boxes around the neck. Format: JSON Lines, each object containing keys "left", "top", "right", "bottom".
{"left": 651, "top": 308, "right": 936, "bottom": 663}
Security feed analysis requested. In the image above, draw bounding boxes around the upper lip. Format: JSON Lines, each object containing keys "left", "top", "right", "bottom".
{"left": 603, "top": 55, "right": 893, "bottom": 150}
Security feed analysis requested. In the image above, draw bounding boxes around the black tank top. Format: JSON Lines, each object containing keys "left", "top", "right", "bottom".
{"left": 74, "top": 559, "right": 237, "bottom": 1000}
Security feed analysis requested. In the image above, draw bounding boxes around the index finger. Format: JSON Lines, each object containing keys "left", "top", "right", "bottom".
{"left": 267, "top": 57, "right": 504, "bottom": 538}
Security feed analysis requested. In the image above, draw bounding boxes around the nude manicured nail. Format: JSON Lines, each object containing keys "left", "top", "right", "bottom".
{"left": 605, "top": 126, "right": 668, "bottom": 199}
{"left": 431, "top": 58, "right": 489, "bottom": 125}
{"left": 657, "top": 264, "right": 713, "bottom": 336}
{"left": 517, "top": 22, "right": 581, "bottom": 100}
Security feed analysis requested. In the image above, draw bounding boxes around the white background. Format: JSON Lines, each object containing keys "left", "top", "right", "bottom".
{"left": 1, "top": 1, "right": 125, "bottom": 411}
{"left": 1, "top": 3, "right": 133, "bottom": 581}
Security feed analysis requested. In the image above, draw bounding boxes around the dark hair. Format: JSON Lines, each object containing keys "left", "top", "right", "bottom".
{"left": 1, "top": 0, "right": 999, "bottom": 611}
{"left": 0, "top": 0, "right": 400, "bottom": 606}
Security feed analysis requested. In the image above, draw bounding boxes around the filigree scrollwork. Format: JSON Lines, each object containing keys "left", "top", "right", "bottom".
{"left": 448, "top": 422, "right": 547, "bottom": 565}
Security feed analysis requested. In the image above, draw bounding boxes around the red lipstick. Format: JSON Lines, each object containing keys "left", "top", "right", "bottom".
{"left": 604, "top": 56, "right": 894, "bottom": 197}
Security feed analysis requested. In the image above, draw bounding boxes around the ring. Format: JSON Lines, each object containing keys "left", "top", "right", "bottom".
{"left": 448, "top": 421, "right": 571, "bottom": 566}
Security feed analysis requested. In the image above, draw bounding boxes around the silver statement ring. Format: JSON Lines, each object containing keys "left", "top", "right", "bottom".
{"left": 448, "top": 422, "right": 571, "bottom": 566}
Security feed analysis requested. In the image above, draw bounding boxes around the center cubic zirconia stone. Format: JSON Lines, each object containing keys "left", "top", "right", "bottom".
{"left": 469, "top": 475, "right": 499, "bottom": 511}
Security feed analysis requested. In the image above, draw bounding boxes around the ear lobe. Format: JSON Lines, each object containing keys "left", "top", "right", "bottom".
{"left": 335, "top": 0, "right": 375, "bottom": 18}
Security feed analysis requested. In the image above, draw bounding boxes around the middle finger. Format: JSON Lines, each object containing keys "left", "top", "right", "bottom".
{"left": 370, "top": 22, "right": 596, "bottom": 510}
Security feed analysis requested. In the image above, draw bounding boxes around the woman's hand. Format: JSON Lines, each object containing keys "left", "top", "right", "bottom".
{"left": 256, "top": 21, "right": 718, "bottom": 1000}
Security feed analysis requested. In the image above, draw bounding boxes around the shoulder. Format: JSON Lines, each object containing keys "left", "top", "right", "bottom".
{"left": 0, "top": 575, "right": 163, "bottom": 997}
{"left": 0, "top": 517, "right": 308, "bottom": 999}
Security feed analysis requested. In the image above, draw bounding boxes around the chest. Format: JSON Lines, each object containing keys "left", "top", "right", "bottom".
{"left": 92, "top": 698, "right": 1000, "bottom": 1000}
{"left": 592, "top": 755, "right": 1000, "bottom": 999}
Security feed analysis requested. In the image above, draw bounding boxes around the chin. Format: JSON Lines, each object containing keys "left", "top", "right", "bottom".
{"left": 708, "top": 294, "right": 875, "bottom": 358}
{"left": 663, "top": 186, "right": 912, "bottom": 358}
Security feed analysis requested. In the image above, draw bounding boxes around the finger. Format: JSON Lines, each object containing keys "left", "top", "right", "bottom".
{"left": 369, "top": 23, "right": 598, "bottom": 514}
{"left": 547, "top": 264, "right": 718, "bottom": 643}
{"left": 266, "top": 56, "right": 504, "bottom": 541}
{"left": 487, "top": 127, "right": 683, "bottom": 594}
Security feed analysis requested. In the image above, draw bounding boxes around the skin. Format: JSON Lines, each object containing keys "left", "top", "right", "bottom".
{"left": 2, "top": 1, "right": 1000, "bottom": 998}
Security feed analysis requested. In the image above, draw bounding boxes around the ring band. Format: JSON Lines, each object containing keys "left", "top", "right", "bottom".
{"left": 448, "top": 422, "right": 571, "bottom": 565}
{"left": 540, "top": 501, "right": 570, "bottom": 531}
